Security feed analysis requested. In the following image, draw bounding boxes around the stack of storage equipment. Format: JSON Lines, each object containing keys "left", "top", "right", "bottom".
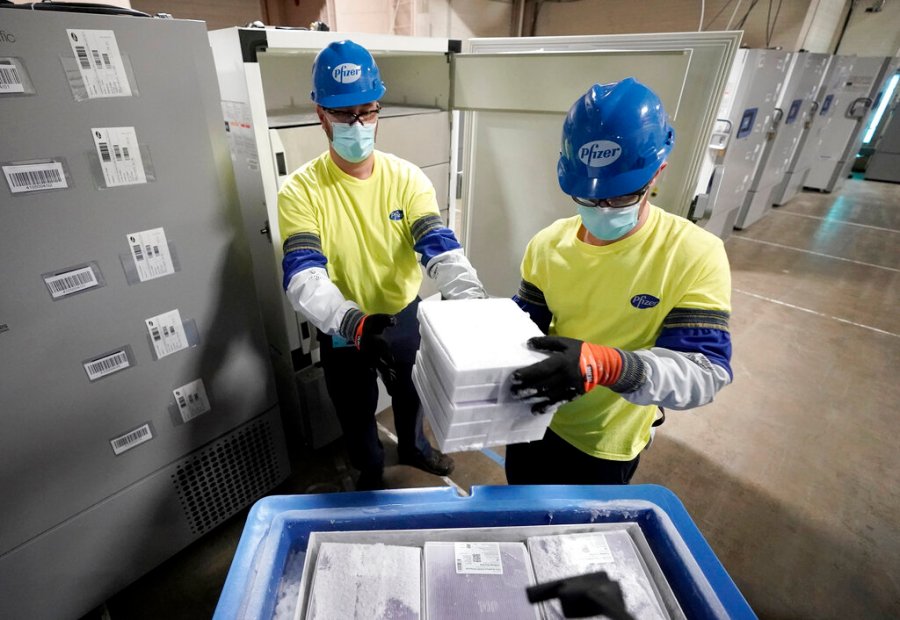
{"left": 411, "top": 298, "right": 551, "bottom": 452}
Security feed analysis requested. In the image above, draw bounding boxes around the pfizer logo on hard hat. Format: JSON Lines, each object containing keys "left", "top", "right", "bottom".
{"left": 578, "top": 140, "right": 622, "bottom": 167}
{"left": 332, "top": 63, "right": 362, "bottom": 84}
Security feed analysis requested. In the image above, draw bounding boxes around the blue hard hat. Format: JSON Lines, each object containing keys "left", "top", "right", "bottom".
{"left": 558, "top": 78, "right": 675, "bottom": 200}
{"left": 310, "top": 40, "right": 386, "bottom": 108}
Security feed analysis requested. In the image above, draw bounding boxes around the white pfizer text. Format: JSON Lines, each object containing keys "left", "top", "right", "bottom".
{"left": 331, "top": 63, "right": 362, "bottom": 84}
{"left": 578, "top": 140, "right": 622, "bottom": 167}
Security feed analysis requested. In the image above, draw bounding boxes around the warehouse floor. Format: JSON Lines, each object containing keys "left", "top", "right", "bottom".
{"left": 84, "top": 175, "right": 899, "bottom": 619}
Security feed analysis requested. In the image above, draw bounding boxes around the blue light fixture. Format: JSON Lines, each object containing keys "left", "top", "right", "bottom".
{"left": 863, "top": 72, "right": 899, "bottom": 144}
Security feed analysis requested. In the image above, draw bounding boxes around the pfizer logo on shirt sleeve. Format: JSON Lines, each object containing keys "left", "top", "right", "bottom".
{"left": 332, "top": 63, "right": 362, "bottom": 84}
{"left": 578, "top": 140, "right": 622, "bottom": 167}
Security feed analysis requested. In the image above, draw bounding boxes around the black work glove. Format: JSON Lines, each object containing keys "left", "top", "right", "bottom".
{"left": 510, "top": 336, "right": 624, "bottom": 414}
{"left": 526, "top": 571, "right": 633, "bottom": 620}
{"left": 354, "top": 313, "right": 398, "bottom": 394}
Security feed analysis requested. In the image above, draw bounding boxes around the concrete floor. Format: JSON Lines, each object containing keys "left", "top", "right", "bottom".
{"left": 85, "top": 176, "right": 899, "bottom": 619}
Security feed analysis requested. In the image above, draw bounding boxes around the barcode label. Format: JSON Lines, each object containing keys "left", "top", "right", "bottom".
{"left": 561, "top": 533, "right": 615, "bottom": 568}
{"left": 145, "top": 309, "right": 189, "bottom": 359}
{"left": 99, "top": 141, "right": 111, "bottom": 162}
{"left": 44, "top": 266, "right": 99, "bottom": 299}
{"left": 110, "top": 423, "right": 152, "bottom": 455}
{"left": 3, "top": 162, "right": 68, "bottom": 193}
{"left": 67, "top": 29, "right": 132, "bottom": 98}
{"left": 0, "top": 58, "right": 24, "bottom": 93}
{"left": 84, "top": 349, "right": 130, "bottom": 381}
{"left": 91, "top": 127, "right": 146, "bottom": 186}
{"left": 454, "top": 542, "right": 503, "bottom": 575}
{"left": 173, "top": 378, "right": 211, "bottom": 422}
{"left": 127, "top": 228, "right": 175, "bottom": 282}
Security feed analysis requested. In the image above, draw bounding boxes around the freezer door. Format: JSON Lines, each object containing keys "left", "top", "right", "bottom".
{"left": 804, "top": 56, "right": 891, "bottom": 192}
{"left": 453, "top": 32, "right": 740, "bottom": 295}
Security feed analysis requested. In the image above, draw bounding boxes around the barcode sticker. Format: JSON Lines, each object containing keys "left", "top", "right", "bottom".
{"left": 91, "top": 127, "right": 146, "bottom": 187}
{"left": 110, "top": 423, "right": 152, "bottom": 455}
{"left": 145, "top": 309, "right": 189, "bottom": 359}
{"left": 66, "top": 29, "right": 132, "bottom": 98}
{"left": 561, "top": 534, "right": 615, "bottom": 568}
{"left": 173, "top": 379, "right": 211, "bottom": 422}
{"left": 84, "top": 349, "right": 131, "bottom": 381}
{"left": 44, "top": 266, "right": 99, "bottom": 299}
{"left": 3, "top": 162, "right": 68, "bottom": 193}
{"left": 454, "top": 542, "right": 503, "bottom": 575}
{"left": 0, "top": 58, "right": 24, "bottom": 93}
{"left": 127, "top": 228, "right": 175, "bottom": 282}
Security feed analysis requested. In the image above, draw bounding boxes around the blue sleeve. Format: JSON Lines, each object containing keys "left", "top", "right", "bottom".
{"left": 513, "top": 279, "right": 552, "bottom": 334}
{"left": 411, "top": 214, "right": 461, "bottom": 265}
{"left": 281, "top": 232, "right": 328, "bottom": 290}
{"left": 655, "top": 308, "right": 733, "bottom": 379}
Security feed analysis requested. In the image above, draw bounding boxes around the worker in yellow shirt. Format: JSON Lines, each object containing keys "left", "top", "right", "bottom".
{"left": 278, "top": 40, "right": 485, "bottom": 491}
{"left": 509, "top": 78, "right": 733, "bottom": 485}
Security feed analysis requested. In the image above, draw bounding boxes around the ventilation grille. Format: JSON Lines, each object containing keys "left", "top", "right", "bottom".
{"left": 172, "top": 418, "right": 284, "bottom": 535}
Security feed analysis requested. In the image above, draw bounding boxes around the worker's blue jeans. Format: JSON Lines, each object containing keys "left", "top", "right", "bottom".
{"left": 317, "top": 298, "right": 432, "bottom": 478}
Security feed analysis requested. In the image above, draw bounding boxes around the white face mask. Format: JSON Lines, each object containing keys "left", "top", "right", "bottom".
{"left": 330, "top": 121, "right": 376, "bottom": 163}
{"left": 577, "top": 203, "right": 641, "bottom": 241}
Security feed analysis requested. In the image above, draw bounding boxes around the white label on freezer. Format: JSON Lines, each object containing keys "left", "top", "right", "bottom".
{"left": 66, "top": 29, "right": 132, "bottom": 98}
{"left": 44, "top": 266, "right": 99, "bottom": 298}
{"left": 173, "top": 379, "right": 211, "bottom": 422}
{"left": 221, "top": 100, "right": 259, "bottom": 167}
{"left": 84, "top": 349, "right": 131, "bottom": 381}
{"left": 145, "top": 309, "right": 189, "bottom": 359}
{"left": 454, "top": 542, "right": 503, "bottom": 575}
{"left": 561, "top": 533, "right": 615, "bottom": 568}
{"left": 0, "top": 58, "right": 24, "bottom": 93}
{"left": 110, "top": 423, "right": 152, "bottom": 455}
{"left": 127, "top": 227, "right": 175, "bottom": 282}
{"left": 3, "top": 162, "right": 68, "bottom": 193}
{"left": 91, "top": 126, "right": 146, "bottom": 187}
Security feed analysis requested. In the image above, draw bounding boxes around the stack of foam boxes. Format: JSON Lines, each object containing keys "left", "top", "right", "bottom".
{"left": 412, "top": 298, "right": 552, "bottom": 452}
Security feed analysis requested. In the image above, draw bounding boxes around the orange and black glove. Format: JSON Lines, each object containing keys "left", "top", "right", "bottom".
{"left": 510, "top": 336, "right": 623, "bottom": 414}
{"left": 353, "top": 313, "right": 398, "bottom": 393}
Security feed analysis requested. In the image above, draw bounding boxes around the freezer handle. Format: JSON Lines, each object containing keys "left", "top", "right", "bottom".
{"left": 767, "top": 108, "right": 784, "bottom": 140}
{"left": 846, "top": 97, "right": 873, "bottom": 119}
{"left": 804, "top": 101, "right": 819, "bottom": 128}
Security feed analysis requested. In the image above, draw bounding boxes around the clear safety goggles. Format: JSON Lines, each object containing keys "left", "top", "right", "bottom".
{"left": 572, "top": 182, "right": 651, "bottom": 209}
{"left": 323, "top": 104, "right": 382, "bottom": 126}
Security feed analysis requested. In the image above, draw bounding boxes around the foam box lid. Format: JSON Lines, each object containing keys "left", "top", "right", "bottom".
{"left": 417, "top": 299, "right": 546, "bottom": 387}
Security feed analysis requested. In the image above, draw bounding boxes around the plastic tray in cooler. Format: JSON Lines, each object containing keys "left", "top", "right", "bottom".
{"left": 213, "top": 486, "right": 755, "bottom": 620}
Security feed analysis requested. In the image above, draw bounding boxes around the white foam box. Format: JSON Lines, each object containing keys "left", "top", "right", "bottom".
{"left": 423, "top": 541, "right": 540, "bottom": 620}
{"left": 412, "top": 359, "right": 550, "bottom": 452}
{"left": 416, "top": 298, "right": 547, "bottom": 401}
{"left": 302, "top": 542, "right": 421, "bottom": 620}
{"left": 527, "top": 530, "right": 683, "bottom": 620}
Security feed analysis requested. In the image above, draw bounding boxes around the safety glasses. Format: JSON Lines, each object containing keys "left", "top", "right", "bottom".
{"left": 323, "top": 104, "right": 382, "bottom": 126}
{"left": 572, "top": 182, "right": 651, "bottom": 209}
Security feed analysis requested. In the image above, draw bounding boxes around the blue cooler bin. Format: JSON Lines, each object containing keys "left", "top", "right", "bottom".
{"left": 214, "top": 484, "right": 755, "bottom": 619}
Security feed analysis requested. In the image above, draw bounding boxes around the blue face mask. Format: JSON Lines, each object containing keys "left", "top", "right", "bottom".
{"left": 331, "top": 121, "right": 376, "bottom": 163}
{"left": 577, "top": 204, "right": 640, "bottom": 241}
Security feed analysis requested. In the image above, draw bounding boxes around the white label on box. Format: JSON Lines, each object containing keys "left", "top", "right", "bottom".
{"left": 145, "top": 309, "right": 189, "bottom": 359}
{"left": 127, "top": 227, "right": 175, "bottom": 282}
{"left": 44, "top": 266, "right": 99, "bottom": 298}
{"left": 0, "top": 58, "right": 25, "bottom": 93}
{"left": 110, "top": 423, "right": 152, "bottom": 455}
{"left": 173, "top": 379, "right": 211, "bottom": 422}
{"left": 454, "top": 542, "right": 504, "bottom": 575}
{"left": 66, "top": 29, "right": 132, "bottom": 98}
{"left": 4, "top": 162, "right": 68, "bottom": 193}
{"left": 84, "top": 349, "right": 130, "bottom": 381}
{"left": 91, "top": 127, "right": 146, "bottom": 187}
{"left": 561, "top": 533, "right": 615, "bottom": 568}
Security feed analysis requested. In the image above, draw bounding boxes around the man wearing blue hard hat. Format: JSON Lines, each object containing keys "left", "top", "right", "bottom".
{"left": 277, "top": 40, "right": 485, "bottom": 490}
{"left": 507, "top": 78, "right": 733, "bottom": 485}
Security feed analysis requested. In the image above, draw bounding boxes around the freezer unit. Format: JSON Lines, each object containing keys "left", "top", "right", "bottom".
{"left": 691, "top": 48, "right": 792, "bottom": 238}
{"left": 735, "top": 52, "right": 832, "bottom": 228}
{"left": 864, "top": 72, "right": 900, "bottom": 183}
{"left": 802, "top": 55, "right": 895, "bottom": 193}
{"left": 0, "top": 9, "right": 289, "bottom": 619}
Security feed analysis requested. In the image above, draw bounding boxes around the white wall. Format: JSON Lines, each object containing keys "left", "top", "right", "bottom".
{"left": 837, "top": 0, "right": 900, "bottom": 56}
{"left": 797, "top": 0, "right": 850, "bottom": 52}
{"left": 425, "top": 0, "right": 512, "bottom": 39}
